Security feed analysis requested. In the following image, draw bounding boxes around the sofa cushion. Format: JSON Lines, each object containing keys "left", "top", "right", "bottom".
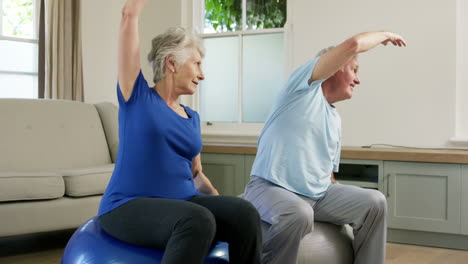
{"left": 0, "top": 99, "right": 112, "bottom": 172}
{"left": 0, "top": 172, "right": 64, "bottom": 202}
{"left": 0, "top": 196, "right": 101, "bottom": 237}
{"left": 61, "top": 164, "right": 114, "bottom": 197}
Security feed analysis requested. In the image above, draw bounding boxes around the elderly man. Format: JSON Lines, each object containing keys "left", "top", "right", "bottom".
{"left": 244, "top": 31, "right": 407, "bottom": 264}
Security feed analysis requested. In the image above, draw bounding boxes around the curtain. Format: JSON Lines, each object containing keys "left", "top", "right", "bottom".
{"left": 39, "top": 0, "right": 83, "bottom": 101}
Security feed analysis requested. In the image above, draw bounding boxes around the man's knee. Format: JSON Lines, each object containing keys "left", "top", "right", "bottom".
{"left": 367, "top": 190, "right": 387, "bottom": 215}
{"left": 293, "top": 204, "right": 314, "bottom": 232}
{"left": 275, "top": 203, "right": 314, "bottom": 234}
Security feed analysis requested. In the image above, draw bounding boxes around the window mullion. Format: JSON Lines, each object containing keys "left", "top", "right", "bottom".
{"left": 238, "top": 33, "right": 243, "bottom": 123}
{"left": 238, "top": 0, "right": 246, "bottom": 123}
{"left": 242, "top": 0, "right": 246, "bottom": 31}
{"left": 33, "top": 0, "right": 39, "bottom": 39}
{"left": 0, "top": 35, "right": 38, "bottom": 43}
{"left": 0, "top": 70, "right": 37, "bottom": 76}
{"left": 199, "top": 0, "right": 205, "bottom": 32}
{"left": 0, "top": 0, "right": 3, "bottom": 36}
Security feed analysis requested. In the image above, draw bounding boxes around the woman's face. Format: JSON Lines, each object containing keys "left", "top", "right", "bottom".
{"left": 174, "top": 48, "right": 205, "bottom": 95}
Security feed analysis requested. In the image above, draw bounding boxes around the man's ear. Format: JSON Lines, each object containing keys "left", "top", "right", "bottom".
{"left": 165, "top": 55, "right": 176, "bottom": 73}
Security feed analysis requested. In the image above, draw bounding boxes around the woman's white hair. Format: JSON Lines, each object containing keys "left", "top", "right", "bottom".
{"left": 147, "top": 27, "right": 205, "bottom": 83}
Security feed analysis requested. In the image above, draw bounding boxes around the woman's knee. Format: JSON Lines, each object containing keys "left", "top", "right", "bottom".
{"left": 230, "top": 198, "right": 261, "bottom": 230}
{"left": 180, "top": 206, "right": 217, "bottom": 240}
{"left": 239, "top": 198, "right": 261, "bottom": 218}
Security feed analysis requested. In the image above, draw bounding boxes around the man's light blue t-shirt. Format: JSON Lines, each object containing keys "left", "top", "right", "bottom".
{"left": 251, "top": 57, "right": 342, "bottom": 200}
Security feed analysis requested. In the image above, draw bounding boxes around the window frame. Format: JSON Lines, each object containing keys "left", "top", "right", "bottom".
{"left": 451, "top": 0, "right": 468, "bottom": 144}
{"left": 0, "top": 0, "right": 40, "bottom": 98}
{"left": 185, "top": 0, "right": 292, "bottom": 143}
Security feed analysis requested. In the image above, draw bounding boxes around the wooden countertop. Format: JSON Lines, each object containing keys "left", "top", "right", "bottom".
{"left": 202, "top": 144, "right": 468, "bottom": 164}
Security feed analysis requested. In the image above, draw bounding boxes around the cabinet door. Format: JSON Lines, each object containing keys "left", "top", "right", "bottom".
{"left": 245, "top": 155, "right": 256, "bottom": 183}
{"left": 201, "top": 153, "right": 245, "bottom": 196}
{"left": 462, "top": 165, "right": 468, "bottom": 235}
{"left": 384, "top": 162, "right": 461, "bottom": 234}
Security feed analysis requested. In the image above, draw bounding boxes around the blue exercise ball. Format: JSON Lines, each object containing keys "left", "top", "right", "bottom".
{"left": 62, "top": 216, "right": 229, "bottom": 264}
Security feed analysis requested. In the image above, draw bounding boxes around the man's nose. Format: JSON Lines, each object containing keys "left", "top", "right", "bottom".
{"left": 354, "top": 76, "right": 360, "bottom": 85}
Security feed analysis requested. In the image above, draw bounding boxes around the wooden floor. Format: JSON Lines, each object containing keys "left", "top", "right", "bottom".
{"left": 0, "top": 229, "right": 74, "bottom": 264}
{"left": 1, "top": 230, "right": 468, "bottom": 264}
{"left": 386, "top": 243, "right": 468, "bottom": 264}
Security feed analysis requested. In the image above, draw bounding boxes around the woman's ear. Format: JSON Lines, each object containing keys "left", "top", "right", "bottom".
{"left": 165, "top": 55, "right": 176, "bottom": 73}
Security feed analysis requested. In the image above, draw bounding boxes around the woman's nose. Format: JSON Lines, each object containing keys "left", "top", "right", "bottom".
{"left": 198, "top": 70, "right": 205, "bottom": 80}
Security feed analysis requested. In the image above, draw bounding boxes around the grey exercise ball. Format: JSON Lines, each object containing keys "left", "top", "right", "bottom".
{"left": 261, "top": 221, "right": 354, "bottom": 264}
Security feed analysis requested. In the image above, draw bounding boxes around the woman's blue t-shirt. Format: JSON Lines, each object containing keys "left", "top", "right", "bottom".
{"left": 98, "top": 71, "right": 201, "bottom": 216}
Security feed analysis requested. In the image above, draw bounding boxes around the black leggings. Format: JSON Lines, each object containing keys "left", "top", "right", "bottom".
{"left": 99, "top": 195, "right": 262, "bottom": 264}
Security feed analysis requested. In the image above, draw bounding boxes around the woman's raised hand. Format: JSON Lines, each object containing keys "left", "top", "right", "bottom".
{"left": 123, "top": 0, "right": 147, "bottom": 17}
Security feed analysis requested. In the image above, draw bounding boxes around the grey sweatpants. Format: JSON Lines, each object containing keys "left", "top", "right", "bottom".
{"left": 244, "top": 176, "right": 387, "bottom": 264}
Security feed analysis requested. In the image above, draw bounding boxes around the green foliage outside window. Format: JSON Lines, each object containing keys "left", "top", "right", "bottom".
{"left": 247, "top": 0, "right": 286, "bottom": 30}
{"left": 204, "top": 0, "right": 286, "bottom": 32}
{"left": 2, "top": 0, "right": 34, "bottom": 38}
{"left": 205, "top": 0, "right": 242, "bottom": 32}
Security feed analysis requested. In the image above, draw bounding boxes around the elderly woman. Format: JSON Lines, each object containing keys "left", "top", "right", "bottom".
{"left": 97, "top": 0, "right": 262, "bottom": 263}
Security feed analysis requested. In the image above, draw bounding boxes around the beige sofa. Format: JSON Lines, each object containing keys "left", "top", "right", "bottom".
{"left": 0, "top": 99, "right": 118, "bottom": 237}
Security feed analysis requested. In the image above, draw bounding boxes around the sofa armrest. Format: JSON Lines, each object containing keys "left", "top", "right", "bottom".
{"left": 94, "top": 102, "right": 119, "bottom": 163}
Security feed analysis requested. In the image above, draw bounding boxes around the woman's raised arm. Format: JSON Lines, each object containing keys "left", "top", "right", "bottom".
{"left": 118, "top": 0, "right": 147, "bottom": 101}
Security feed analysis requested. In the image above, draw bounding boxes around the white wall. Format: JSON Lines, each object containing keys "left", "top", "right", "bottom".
{"left": 81, "top": 0, "right": 181, "bottom": 105}
{"left": 81, "top": 0, "right": 462, "bottom": 148}
{"left": 290, "top": 0, "right": 456, "bottom": 148}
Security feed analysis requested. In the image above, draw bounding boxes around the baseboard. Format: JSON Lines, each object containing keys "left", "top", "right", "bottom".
{"left": 388, "top": 228, "right": 468, "bottom": 250}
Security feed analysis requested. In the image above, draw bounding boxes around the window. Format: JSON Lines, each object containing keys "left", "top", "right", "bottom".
{"left": 189, "top": 0, "right": 288, "bottom": 142}
{"left": 0, "top": 0, "right": 38, "bottom": 99}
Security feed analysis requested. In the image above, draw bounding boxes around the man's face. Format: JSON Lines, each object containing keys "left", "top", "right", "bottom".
{"left": 333, "top": 57, "right": 360, "bottom": 100}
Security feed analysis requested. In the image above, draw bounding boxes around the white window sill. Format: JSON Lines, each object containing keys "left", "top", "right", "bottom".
{"left": 202, "top": 133, "right": 258, "bottom": 144}
{"left": 448, "top": 137, "right": 468, "bottom": 149}
{"left": 449, "top": 137, "right": 468, "bottom": 144}
{"left": 201, "top": 123, "right": 263, "bottom": 144}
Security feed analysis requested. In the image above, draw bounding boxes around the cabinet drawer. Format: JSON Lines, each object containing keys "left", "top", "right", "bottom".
{"left": 338, "top": 159, "right": 383, "bottom": 191}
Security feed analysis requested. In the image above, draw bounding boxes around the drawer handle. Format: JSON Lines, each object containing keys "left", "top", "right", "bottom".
{"left": 386, "top": 174, "right": 391, "bottom": 198}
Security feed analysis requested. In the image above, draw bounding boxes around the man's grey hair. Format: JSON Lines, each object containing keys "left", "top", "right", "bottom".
{"left": 315, "top": 45, "right": 335, "bottom": 58}
{"left": 147, "top": 27, "right": 205, "bottom": 83}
